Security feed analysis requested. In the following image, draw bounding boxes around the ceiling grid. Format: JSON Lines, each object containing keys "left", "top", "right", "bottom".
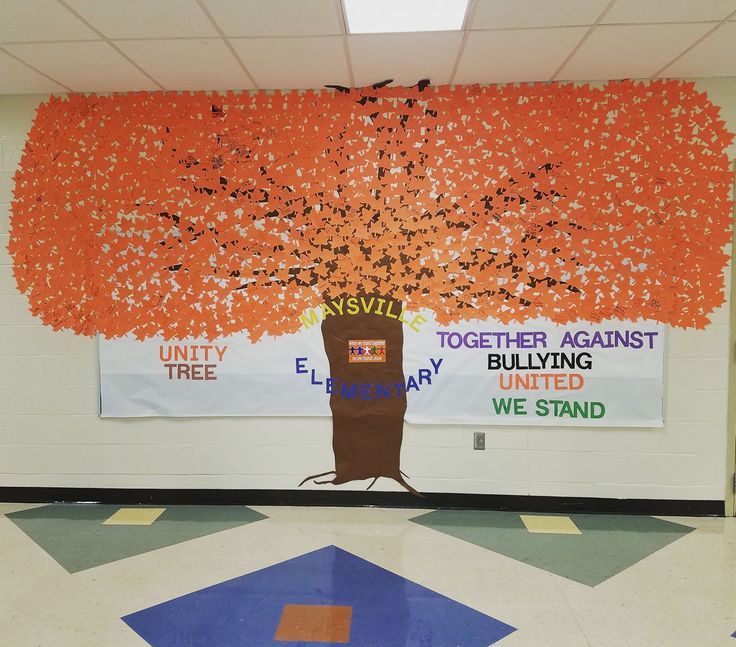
{"left": 335, "top": 0, "right": 356, "bottom": 87}
{"left": 0, "top": 0, "right": 734, "bottom": 93}
{"left": 654, "top": 8, "right": 736, "bottom": 77}
{"left": 56, "top": 0, "right": 165, "bottom": 90}
{"left": 550, "top": 0, "right": 617, "bottom": 81}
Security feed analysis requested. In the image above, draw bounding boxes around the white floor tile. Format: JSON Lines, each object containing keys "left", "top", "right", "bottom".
{"left": 1, "top": 503, "right": 734, "bottom": 647}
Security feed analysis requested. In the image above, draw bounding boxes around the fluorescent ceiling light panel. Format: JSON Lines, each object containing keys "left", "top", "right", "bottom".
{"left": 344, "top": 0, "right": 470, "bottom": 34}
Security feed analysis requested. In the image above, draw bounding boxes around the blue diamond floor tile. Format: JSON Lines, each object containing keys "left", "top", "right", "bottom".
{"left": 122, "top": 545, "right": 515, "bottom": 647}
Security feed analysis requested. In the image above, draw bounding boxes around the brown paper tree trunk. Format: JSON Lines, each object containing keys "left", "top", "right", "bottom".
{"left": 300, "top": 295, "right": 419, "bottom": 495}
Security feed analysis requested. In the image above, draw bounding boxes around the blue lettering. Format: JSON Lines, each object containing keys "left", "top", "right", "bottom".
{"left": 417, "top": 368, "right": 432, "bottom": 385}
{"left": 341, "top": 383, "right": 358, "bottom": 399}
{"left": 375, "top": 384, "right": 391, "bottom": 399}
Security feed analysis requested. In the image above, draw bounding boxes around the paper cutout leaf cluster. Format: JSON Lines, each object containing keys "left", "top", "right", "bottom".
{"left": 9, "top": 80, "right": 734, "bottom": 340}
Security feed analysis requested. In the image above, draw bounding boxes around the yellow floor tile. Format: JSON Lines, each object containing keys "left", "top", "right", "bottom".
{"left": 103, "top": 508, "right": 166, "bottom": 526}
{"left": 520, "top": 515, "right": 581, "bottom": 535}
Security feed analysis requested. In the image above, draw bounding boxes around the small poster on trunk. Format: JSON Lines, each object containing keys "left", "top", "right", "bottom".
{"left": 348, "top": 340, "right": 387, "bottom": 363}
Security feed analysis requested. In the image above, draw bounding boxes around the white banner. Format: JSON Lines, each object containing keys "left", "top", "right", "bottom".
{"left": 99, "top": 315, "right": 664, "bottom": 427}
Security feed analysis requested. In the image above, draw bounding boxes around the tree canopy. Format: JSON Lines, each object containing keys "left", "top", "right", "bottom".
{"left": 9, "top": 80, "right": 734, "bottom": 340}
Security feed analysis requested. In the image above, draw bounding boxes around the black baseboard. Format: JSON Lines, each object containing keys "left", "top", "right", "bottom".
{"left": 0, "top": 487, "right": 725, "bottom": 516}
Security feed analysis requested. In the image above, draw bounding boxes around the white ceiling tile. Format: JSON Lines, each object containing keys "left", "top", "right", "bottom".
{"left": 115, "top": 39, "right": 254, "bottom": 91}
{"left": 3, "top": 42, "right": 159, "bottom": 92}
{"left": 0, "top": 0, "right": 97, "bottom": 42}
{"left": 231, "top": 36, "right": 348, "bottom": 90}
{"left": 603, "top": 0, "right": 736, "bottom": 24}
{"left": 0, "top": 50, "right": 68, "bottom": 93}
{"left": 661, "top": 22, "right": 736, "bottom": 77}
{"left": 454, "top": 27, "right": 586, "bottom": 85}
{"left": 348, "top": 32, "right": 463, "bottom": 87}
{"left": 471, "top": 0, "right": 609, "bottom": 29}
{"left": 65, "top": 0, "right": 217, "bottom": 39}
{"left": 202, "top": 0, "right": 343, "bottom": 37}
{"left": 558, "top": 23, "right": 715, "bottom": 80}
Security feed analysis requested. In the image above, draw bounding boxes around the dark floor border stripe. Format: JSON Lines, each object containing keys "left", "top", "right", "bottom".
{"left": 0, "top": 487, "right": 724, "bottom": 516}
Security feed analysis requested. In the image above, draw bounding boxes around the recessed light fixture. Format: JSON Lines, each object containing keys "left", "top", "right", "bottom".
{"left": 343, "top": 0, "right": 470, "bottom": 34}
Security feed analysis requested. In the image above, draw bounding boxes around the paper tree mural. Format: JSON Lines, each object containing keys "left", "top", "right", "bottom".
{"left": 9, "top": 80, "right": 734, "bottom": 493}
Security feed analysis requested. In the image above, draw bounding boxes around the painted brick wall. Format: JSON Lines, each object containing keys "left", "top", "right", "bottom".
{"left": 0, "top": 80, "right": 733, "bottom": 499}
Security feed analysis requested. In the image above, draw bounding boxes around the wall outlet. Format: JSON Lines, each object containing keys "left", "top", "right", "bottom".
{"left": 473, "top": 432, "right": 485, "bottom": 450}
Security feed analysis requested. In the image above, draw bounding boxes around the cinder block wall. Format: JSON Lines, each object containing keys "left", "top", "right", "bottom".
{"left": 0, "top": 80, "right": 733, "bottom": 499}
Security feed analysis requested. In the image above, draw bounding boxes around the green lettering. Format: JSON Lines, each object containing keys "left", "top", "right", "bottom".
{"left": 536, "top": 399, "right": 549, "bottom": 416}
{"left": 492, "top": 398, "right": 513, "bottom": 414}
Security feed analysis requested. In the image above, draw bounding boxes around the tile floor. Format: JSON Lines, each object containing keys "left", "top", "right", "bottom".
{"left": 0, "top": 502, "right": 734, "bottom": 646}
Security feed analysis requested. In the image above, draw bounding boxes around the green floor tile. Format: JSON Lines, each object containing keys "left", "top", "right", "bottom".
{"left": 7, "top": 504, "right": 267, "bottom": 573}
{"left": 410, "top": 510, "right": 694, "bottom": 586}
